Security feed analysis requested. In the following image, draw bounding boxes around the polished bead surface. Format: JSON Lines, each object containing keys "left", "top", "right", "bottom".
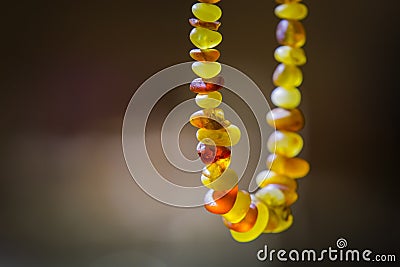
{"left": 266, "top": 108, "right": 304, "bottom": 132}
{"left": 201, "top": 168, "right": 238, "bottom": 191}
{"left": 271, "top": 86, "right": 301, "bottom": 109}
{"left": 223, "top": 190, "right": 251, "bottom": 223}
{"left": 256, "top": 184, "right": 286, "bottom": 207}
{"left": 197, "top": 125, "right": 241, "bottom": 146}
{"left": 223, "top": 203, "right": 258, "bottom": 233}
{"left": 190, "top": 27, "right": 222, "bottom": 49}
{"left": 267, "top": 154, "right": 310, "bottom": 179}
{"left": 275, "top": 3, "right": 308, "bottom": 20}
{"left": 189, "top": 18, "right": 221, "bottom": 31}
{"left": 192, "top": 3, "right": 222, "bottom": 22}
{"left": 265, "top": 207, "right": 293, "bottom": 233}
{"left": 267, "top": 130, "right": 303, "bottom": 158}
{"left": 202, "top": 157, "right": 231, "bottom": 179}
{"left": 255, "top": 170, "right": 297, "bottom": 191}
{"left": 192, "top": 61, "right": 222, "bottom": 79}
{"left": 274, "top": 46, "right": 306, "bottom": 66}
{"left": 273, "top": 64, "right": 303, "bottom": 88}
{"left": 190, "top": 108, "right": 226, "bottom": 130}
{"left": 195, "top": 91, "right": 222, "bottom": 108}
{"left": 197, "top": 142, "right": 231, "bottom": 164}
{"left": 204, "top": 186, "right": 238, "bottom": 215}
{"left": 190, "top": 76, "right": 224, "bottom": 94}
{"left": 230, "top": 201, "right": 269, "bottom": 242}
{"left": 276, "top": 19, "right": 306, "bottom": 48}
{"left": 190, "top": 48, "right": 221, "bottom": 62}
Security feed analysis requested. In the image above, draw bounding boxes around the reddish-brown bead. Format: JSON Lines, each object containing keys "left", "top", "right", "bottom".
{"left": 197, "top": 142, "right": 231, "bottom": 164}
{"left": 189, "top": 18, "right": 221, "bottom": 31}
{"left": 190, "top": 76, "right": 224, "bottom": 93}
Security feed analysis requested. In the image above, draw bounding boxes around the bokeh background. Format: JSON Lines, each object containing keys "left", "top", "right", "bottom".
{"left": 1, "top": 0, "right": 399, "bottom": 266}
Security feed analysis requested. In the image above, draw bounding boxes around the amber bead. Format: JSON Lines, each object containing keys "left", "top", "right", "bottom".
{"left": 267, "top": 130, "right": 303, "bottom": 158}
{"left": 190, "top": 48, "right": 221, "bottom": 62}
{"left": 199, "top": 0, "right": 221, "bottom": 3}
{"left": 266, "top": 108, "right": 304, "bottom": 132}
{"left": 256, "top": 184, "right": 286, "bottom": 207}
{"left": 190, "top": 108, "right": 228, "bottom": 130}
{"left": 273, "top": 64, "right": 303, "bottom": 88}
{"left": 197, "top": 142, "right": 231, "bottom": 164}
{"left": 197, "top": 125, "right": 241, "bottom": 146}
{"left": 202, "top": 157, "right": 231, "bottom": 179}
{"left": 189, "top": 18, "right": 221, "bottom": 31}
{"left": 190, "top": 76, "right": 224, "bottom": 93}
{"left": 264, "top": 207, "right": 293, "bottom": 233}
{"left": 222, "top": 190, "right": 251, "bottom": 223}
{"left": 256, "top": 170, "right": 297, "bottom": 192}
{"left": 204, "top": 186, "right": 238, "bottom": 215}
{"left": 266, "top": 153, "right": 310, "bottom": 179}
{"left": 274, "top": 46, "right": 306, "bottom": 66}
{"left": 276, "top": 19, "right": 306, "bottom": 48}
{"left": 275, "top": 3, "right": 308, "bottom": 20}
{"left": 223, "top": 203, "right": 258, "bottom": 233}
{"left": 201, "top": 168, "right": 238, "bottom": 191}
{"left": 190, "top": 28, "right": 222, "bottom": 49}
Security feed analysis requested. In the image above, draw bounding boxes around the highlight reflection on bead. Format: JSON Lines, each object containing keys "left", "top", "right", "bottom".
{"left": 195, "top": 91, "right": 223, "bottom": 108}
{"left": 266, "top": 108, "right": 304, "bottom": 132}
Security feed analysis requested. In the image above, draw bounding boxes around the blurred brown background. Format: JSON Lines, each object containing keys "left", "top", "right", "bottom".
{"left": 1, "top": 0, "right": 399, "bottom": 266}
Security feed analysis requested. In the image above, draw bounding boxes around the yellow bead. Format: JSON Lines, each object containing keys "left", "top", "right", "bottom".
{"left": 190, "top": 27, "right": 222, "bottom": 49}
{"left": 271, "top": 86, "right": 301, "bottom": 109}
{"left": 190, "top": 108, "right": 227, "bottom": 130}
{"left": 266, "top": 153, "right": 310, "bottom": 179}
{"left": 255, "top": 184, "right": 286, "bottom": 207}
{"left": 192, "top": 3, "right": 222, "bottom": 22}
{"left": 267, "top": 130, "right": 303, "bottom": 158}
{"left": 276, "top": 19, "right": 306, "bottom": 48}
{"left": 201, "top": 168, "right": 238, "bottom": 191}
{"left": 275, "top": 3, "right": 308, "bottom": 20}
{"left": 196, "top": 125, "right": 241, "bottom": 146}
{"left": 223, "top": 190, "right": 251, "bottom": 223}
{"left": 192, "top": 61, "right": 222, "bottom": 79}
{"left": 202, "top": 157, "right": 231, "bottom": 179}
{"left": 255, "top": 170, "right": 297, "bottom": 191}
{"left": 195, "top": 91, "right": 222, "bottom": 108}
{"left": 274, "top": 46, "right": 306, "bottom": 66}
{"left": 230, "top": 201, "right": 269, "bottom": 242}
{"left": 273, "top": 64, "right": 303, "bottom": 88}
{"left": 264, "top": 207, "right": 293, "bottom": 233}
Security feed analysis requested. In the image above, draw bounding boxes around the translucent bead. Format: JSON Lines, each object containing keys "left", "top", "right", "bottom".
{"left": 201, "top": 168, "right": 238, "bottom": 191}
{"left": 267, "top": 130, "right": 303, "bottom": 157}
{"left": 197, "top": 125, "right": 241, "bottom": 146}
{"left": 190, "top": 76, "right": 224, "bottom": 94}
{"left": 204, "top": 186, "right": 238, "bottom": 215}
{"left": 230, "top": 201, "right": 269, "bottom": 242}
{"left": 275, "top": 3, "right": 308, "bottom": 20}
{"left": 197, "top": 142, "right": 231, "bottom": 164}
{"left": 271, "top": 87, "right": 301, "bottom": 109}
{"left": 222, "top": 190, "right": 251, "bottom": 223}
{"left": 266, "top": 153, "right": 310, "bottom": 179}
{"left": 190, "top": 48, "right": 220, "bottom": 62}
{"left": 190, "top": 27, "right": 222, "bottom": 49}
{"left": 202, "top": 157, "right": 231, "bottom": 179}
{"left": 192, "top": 61, "right": 222, "bottom": 79}
{"left": 195, "top": 91, "right": 222, "bottom": 108}
{"left": 266, "top": 108, "right": 304, "bottom": 132}
{"left": 223, "top": 203, "right": 258, "bottom": 233}
{"left": 189, "top": 18, "right": 221, "bottom": 31}
{"left": 190, "top": 108, "right": 227, "bottom": 130}
{"left": 274, "top": 46, "right": 306, "bottom": 66}
{"left": 276, "top": 19, "right": 306, "bottom": 48}
{"left": 255, "top": 170, "right": 297, "bottom": 192}
{"left": 273, "top": 64, "right": 303, "bottom": 88}
{"left": 264, "top": 207, "right": 293, "bottom": 233}
{"left": 192, "top": 3, "right": 222, "bottom": 22}
{"left": 199, "top": 0, "right": 221, "bottom": 3}
{"left": 256, "top": 184, "right": 286, "bottom": 207}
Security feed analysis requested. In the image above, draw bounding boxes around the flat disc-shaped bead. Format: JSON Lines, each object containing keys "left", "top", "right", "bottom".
{"left": 204, "top": 186, "right": 238, "bottom": 215}
{"left": 201, "top": 168, "right": 238, "bottom": 191}
{"left": 223, "top": 203, "right": 258, "bottom": 233}
{"left": 266, "top": 108, "right": 304, "bottom": 132}
{"left": 190, "top": 28, "right": 222, "bottom": 49}
{"left": 230, "top": 201, "right": 269, "bottom": 242}
{"left": 197, "top": 125, "right": 241, "bottom": 146}
{"left": 222, "top": 190, "right": 251, "bottom": 223}
{"left": 195, "top": 91, "right": 222, "bottom": 108}
{"left": 190, "top": 76, "right": 224, "bottom": 94}
{"left": 192, "top": 61, "right": 222, "bottom": 79}
{"left": 189, "top": 18, "right": 221, "bottom": 31}
{"left": 190, "top": 49, "right": 221, "bottom": 62}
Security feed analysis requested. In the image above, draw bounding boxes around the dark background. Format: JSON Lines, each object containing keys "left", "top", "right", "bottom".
{"left": 1, "top": 0, "right": 399, "bottom": 266}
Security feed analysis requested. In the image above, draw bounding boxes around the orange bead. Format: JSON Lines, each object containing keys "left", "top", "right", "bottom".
{"left": 197, "top": 142, "right": 231, "bottom": 164}
{"left": 276, "top": 19, "right": 306, "bottom": 48}
{"left": 190, "top": 108, "right": 228, "bottom": 130}
{"left": 266, "top": 153, "right": 310, "bottom": 179}
{"left": 190, "top": 48, "right": 221, "bottom": 62}
{"left": 266, "top": 108, "right": 304, "bottom": 132}
{"left": 189, "top": 18, "right": 221, "bottom": 31}
{"left": 223, "top": 203, "right": 258, "bottom": 232}
{"left": 190, "top": 76, "right": 224, "bottom": 94}
{"left": 256, "top": 170, "right": 298, "bottom": 192}
{"left": 204, "top": 186, "right": 238, "bottom": 215}
{"left": 264, "top": 207, "right": 293, "bottom": 233}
